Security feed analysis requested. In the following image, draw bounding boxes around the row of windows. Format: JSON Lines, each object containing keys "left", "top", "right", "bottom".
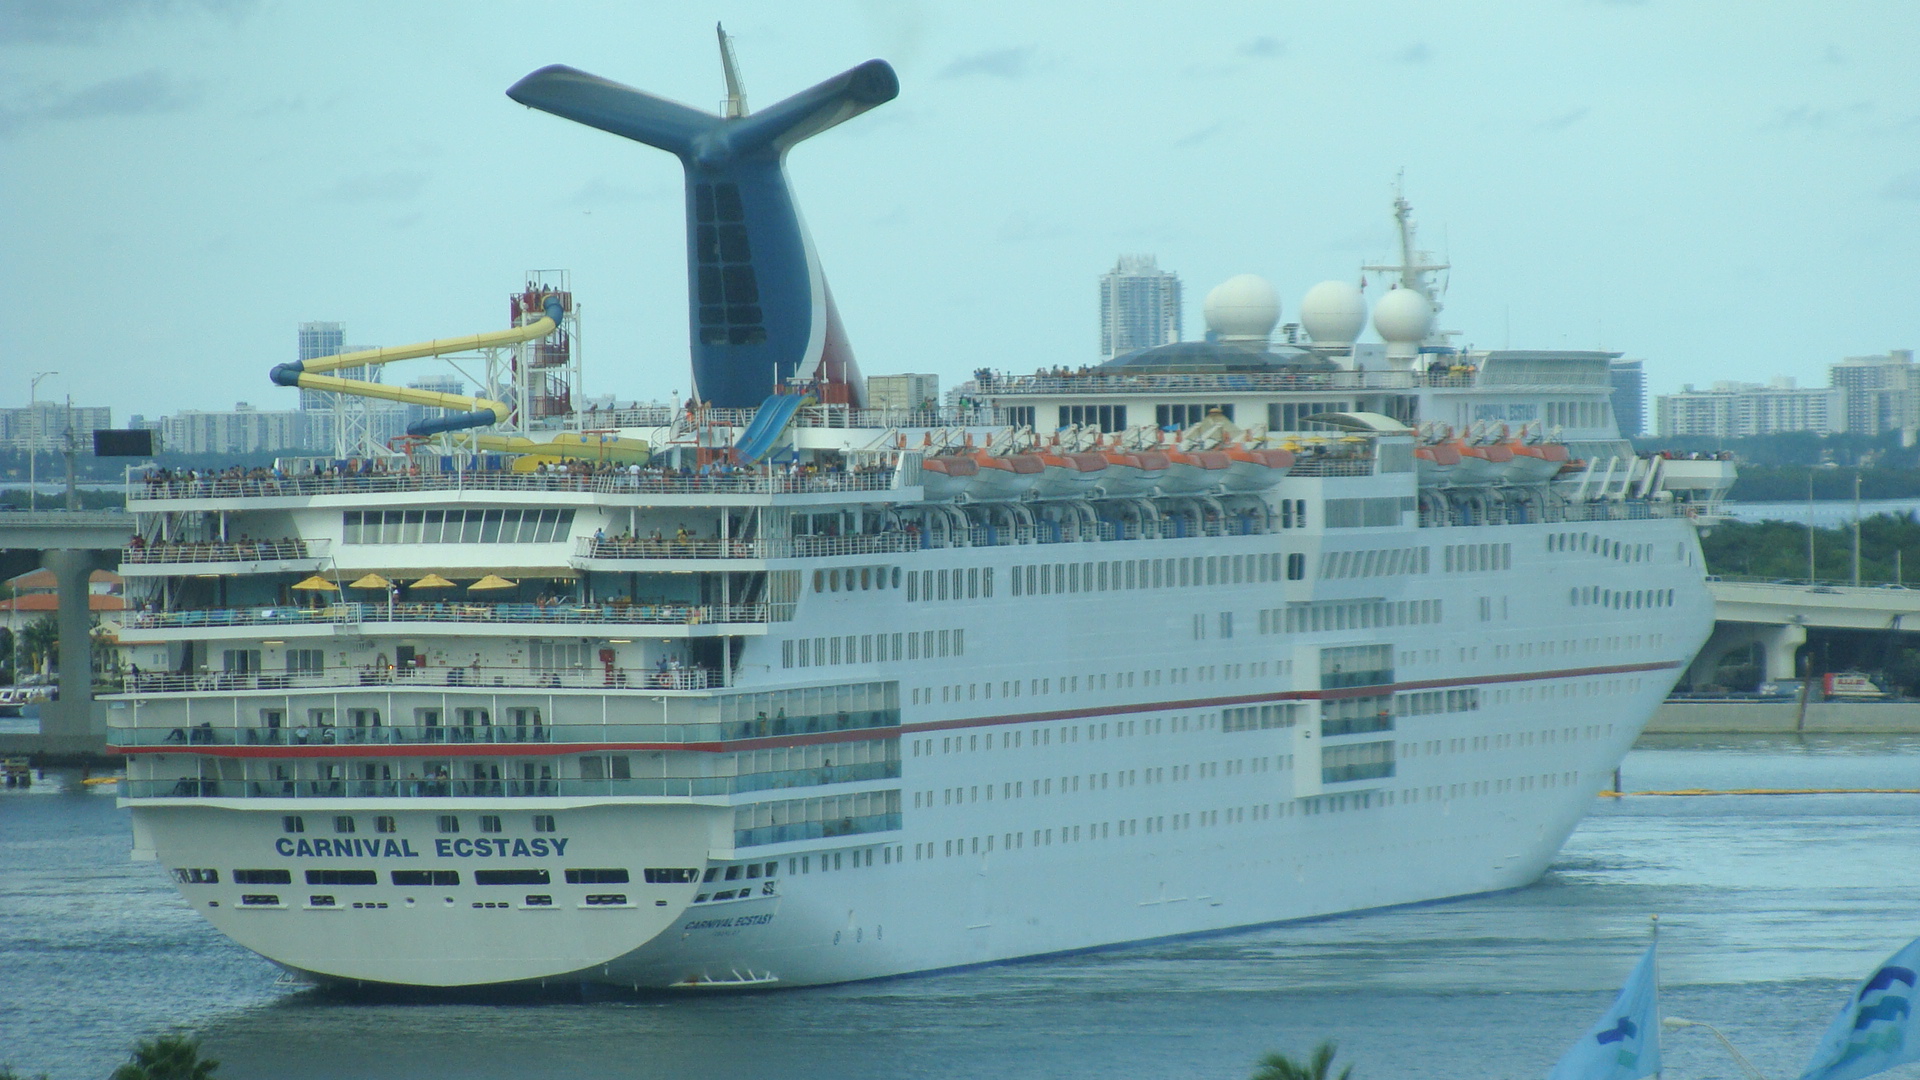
{"left": 1222, "top": 704, "right": 1301, "bottom": 732}
{"left": 732, "top": 791, "right": 903, "bottom": 847}
{"left": 342, "top": 508, "right": 574, "bottom": 545}
{"left": 282, "top": 813, "right": 557, "bottom": 835}
{"left": 911, "top": 793, "right": 1358, "bottom": 860}
{"left": 913, "top": 754, "right": 1295, "bottom": 811}
{"left": 1572, "top": 586, "right": 1675, "bottom": 609}
{"left": 907, "top": 567, "right": 990, "bottom": 602}
{"left": 780, "top": 628, "right": 964, "bottom": 669}
{"left": 811, "top": 565, "right": 900, "bottom": 593}
{"left": 1012, "top": 552, "right": 1294, "bottom": 597}
{"left": 1320, "top": 694, "right": 1395, "bottom": 736}
{"left": 1319, "top": 546, "right": 1429, "bottom": 580}
{"left": 205, "top": 867, "right": 641, "bottom": 888}
{"left": 1321, "top": 741, "right": 1396, "bottom": 784}
{"left": 1061, "top": 404, "right": 1128, "bottom": 432}
{"left": 1396, "top": 688, "right": 1482, "bottom": 716}
{"left": 1549, "top": 532, "right": 1655, "bottom": 563}
{"left": 1444, "top": 542, "right": 1512, "bottom": 572}
{"left": 1262, "top": 599, "right": 1444, "bottom": 635}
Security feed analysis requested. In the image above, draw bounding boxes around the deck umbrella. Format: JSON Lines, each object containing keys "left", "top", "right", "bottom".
{"left": 291, "top": 575, "right": 338, "bottom": 591}
{"left": 467, "top": 574, "right": 518, "bottom": 591}
{"left": 412, "top": 573, "right": 456, "bottom": 589}
{"left": 349, "top": 574, "right": 392, "bottom": 589}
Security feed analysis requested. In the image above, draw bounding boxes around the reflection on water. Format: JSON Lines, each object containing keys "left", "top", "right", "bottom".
{"left": 5, "top": 736, "right": 1919, "bottom": 1079}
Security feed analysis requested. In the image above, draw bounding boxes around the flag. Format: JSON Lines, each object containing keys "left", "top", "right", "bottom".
{"left": 1800, "top": 936, "right": 1920, "bottom": 1080}
{"left": 1548, "top": 943, "right": 1662, "bottom": 1080}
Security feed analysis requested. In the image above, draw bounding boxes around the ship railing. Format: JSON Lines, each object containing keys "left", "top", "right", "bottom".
{"left": 566, "top": 404, "right": 1005, "bottom": 431}
{"left": 574, "top": 532, "right": 916, "bottom": 561}
{"left": 114, "top": 664, "right": 718, "bottom": 697}
{"left": 121, "top": 539, "right": 326, "bottom": 564}
{"left": 122, "top": 601, "right": 770, "bottom": 630}
{"left": 733, "top": 812, "right": 902, "bottom": 849}
{"left": 1287, "top": 456, "right": 1374, "bottom": 478}
{"left": 121, "top": 764, "right": 902, "bottom": 801}
{"left": 974, "top": 370, "right": 1438, "bottom": 396}
{"left": 109, "top": 711, "right": 901, "bottom": 749}
{"left": 127, "top": 468, "right": 903, "bottom": 503}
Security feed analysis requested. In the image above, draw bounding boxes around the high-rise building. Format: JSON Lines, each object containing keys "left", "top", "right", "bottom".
{"left": 158, "top": 403, "right": 322, "bottom": 455}
{"left": 0, "top": 402, "right": 112, "bottom": 450}
{"left": 1829, "top": 350, "right": 1919, "bottom": 437}
{"left": 1609, "top": 360, "right": 1647, "bottom": 437}
{"left": 865, "top": 374, "right": 939, "bottom": 414}
{"left": 404, "top": 375, "right": 467, "bottom": 433}
{"left": 1099, "top": 255, "right": 1181, "bottom": 359}
{"left": 1655, "top": 378, "right": 1844, "bottom": 438}
{"left": 297, "top": 322, "right": 346, "bottom": 412}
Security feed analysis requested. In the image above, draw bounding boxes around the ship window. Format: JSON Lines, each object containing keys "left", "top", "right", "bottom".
{"left": 1286, "top": 554, "right": 1306, "bottom": 580}
{"left": 566, "top": 869, "right": 630, "bottom": 884}
{"left": 240, "top": 894, "right": 281, "bottom": 907}
{"left": 391, "top": 870, "right": 459, "bottom": 886}
{"left": 437, "top": 815, "right": 460, "bottom": 834}
{"left": 475, "top": 869, "right": 551, "bottom": 886}
{"left": 479, "top": 815, "right": 502, "bottom": 834}
{"left": 306, "top": 869, "right": 377, "bottom": 886}
{"left": 332, "top": 815, "right": 355, "bottom": 834}
{"left": 891, "top": 567, "right": 902, "bottom": 589}
{"left": 703, "top": 867, "right": 720, "bottom": 883}
{"left": 523, "top": 895, "right": 553, "bottom": 907}
{"left": 233, "top": 869, "right": 290, "bottom": 885}
{"left": 532, "top": 815, "right": 556, "bottom": 833}
{"left": 643, "top": 868, "right": 699, "bottom": 884}
{"left": 172, "top": 868, "right": 219, "bottom": 885}
{"left": 282, "top": 815, "right": 304, "bottom": 834}
{"left": 586, "top": 894, "right": 628, "bottom": 906}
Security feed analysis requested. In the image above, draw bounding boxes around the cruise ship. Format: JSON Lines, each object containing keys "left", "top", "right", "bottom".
{"left": 107, "top": 35, "right": 1732, "bottom": 991}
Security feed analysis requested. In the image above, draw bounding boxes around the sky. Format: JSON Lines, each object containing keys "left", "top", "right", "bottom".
{"left": 3, "top": 0, "right": 1917, "bottom": 420}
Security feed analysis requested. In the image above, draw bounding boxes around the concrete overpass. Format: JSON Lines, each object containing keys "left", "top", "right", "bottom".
{"left": 0, "top": 509, "right": 136, "bottom": 758}
{"left": 1691, "top": 578, "right": 1920, "bottom": 686}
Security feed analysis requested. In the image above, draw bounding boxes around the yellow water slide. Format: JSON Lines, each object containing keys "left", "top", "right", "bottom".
{"left": 270, "top": 295, "right": 648, "bottom": 464}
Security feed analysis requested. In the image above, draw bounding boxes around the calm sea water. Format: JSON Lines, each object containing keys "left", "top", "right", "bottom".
{"left": 5, "top": 734, "right": 1920, "bottom": 1080}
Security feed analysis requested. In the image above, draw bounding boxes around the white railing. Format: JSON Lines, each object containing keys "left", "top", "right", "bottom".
{"left": 129, "top": 468, "right": 902, "bottom": 503}
{"left": 124, "top": 601, "right": 769, "bottom": 630}
{"left": 574, "top": 532, "right": 916, "bottom": 561}
{"left": 115, "top": 664, "right": 715, "bottom": 695}
{"left": 121, "top": 539, "right": 327, "bottom": 564}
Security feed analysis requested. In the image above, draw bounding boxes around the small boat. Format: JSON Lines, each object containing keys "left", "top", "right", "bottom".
{"left": 1506, "top": 438, "right": 1569, "bottom": 483}
{"left": 1451, "top": 439, "right": 1512, "bottom": 485}
{"left": 1161, "top": 449, "right": 1231, "bottom": 494}
{"left": 1033, "top": 451, "right": 1108, "bottom": 498}
{"left": 1414, "top": 441, "right": 1461, "bottom": 487}
{"left": 918, "top": 454, "right": 977, "bottom": 500}
{"left": 1220, "top": 447, "right": 1293, "bottom": 492}
{"left": 1098, "top": 450, "right": 1169, "bottom": 497}
{"left": 966, "top": 452, "right": 1042, "bottom": 500}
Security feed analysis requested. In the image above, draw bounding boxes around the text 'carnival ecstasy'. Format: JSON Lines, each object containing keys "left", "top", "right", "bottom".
{"left": 110, "top": 28, "right": 1731, "bottom": 990}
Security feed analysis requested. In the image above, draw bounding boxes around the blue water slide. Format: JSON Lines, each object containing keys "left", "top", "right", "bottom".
{"left": 734, "top": 394, "right": 806, "bottom": 464}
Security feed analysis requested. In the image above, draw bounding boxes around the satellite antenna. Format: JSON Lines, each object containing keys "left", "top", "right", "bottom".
{"left": 717, "top": 23, "right": 749, "bottom": 118}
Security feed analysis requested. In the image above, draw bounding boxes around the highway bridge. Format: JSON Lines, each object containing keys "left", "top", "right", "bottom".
{"left": 1692, "top": 577, "right": 1920, "bottom": 688}
{"left": 0, "top": 510, "right": 135, "bottom": 757}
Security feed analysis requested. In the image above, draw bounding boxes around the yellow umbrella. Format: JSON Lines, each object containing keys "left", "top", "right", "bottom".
{"left": 291, "top": 575, "right": 339, "bottom": 592}
{"left": 412, "top": 573, "right": 455, "bottom": 589}
{"left": 349, "top": 573, "right": 392, "bottom": 589}
{"left": 468, "top": 574, "right": 518, "bottom": 591}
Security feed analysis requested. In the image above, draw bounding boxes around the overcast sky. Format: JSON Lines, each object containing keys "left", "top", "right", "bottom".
{"left": 4, "top": 0, "right": 1917, "bottom": 420}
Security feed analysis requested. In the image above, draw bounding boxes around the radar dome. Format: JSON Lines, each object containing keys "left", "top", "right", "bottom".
{"left": 1299, "top": 280, "right": 1367, "bottom": 346}
{"left": 1372, "top": 287, "right": 1434, "bottom": 344}
{"left": 1203, "top": 274, "right": 1281, "bottom": 342}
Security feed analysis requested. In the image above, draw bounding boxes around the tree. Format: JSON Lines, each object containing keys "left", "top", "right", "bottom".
{"left": 108, "top": 1034, "right": 219, "bottom": 1080}
{"left": 1251, "top": 1040, "right": 1352, "bottom": 1080}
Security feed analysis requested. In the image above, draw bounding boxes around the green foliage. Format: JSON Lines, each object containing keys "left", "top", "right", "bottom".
{"left": 108, "top": 1034, "right": 219, "bottom": 1080}
{"left": 18, "top": 615, "right": 58, "bottom": 674}
{"left": 1728, "top": 466, "right": 1920, "bottom": 503}
{"left": 1699, "top": 512, "right": 1920, "bottom": 584}
{"left": 1251, "top": 1040, "right": 1353, "bottom": 1080}
{"left": 1, "top": 1064, "right": 53, "bottom": 1080}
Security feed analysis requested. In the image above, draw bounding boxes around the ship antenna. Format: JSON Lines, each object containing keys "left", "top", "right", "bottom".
{"left": 717, "top": 23, "right": 749, "bottom": 118}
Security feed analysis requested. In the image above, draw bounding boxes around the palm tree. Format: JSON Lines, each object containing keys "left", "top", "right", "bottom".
{"left": 108, "top": 1034, "right": 219, "bottom": 1080}
{"left": 1251, "top": 1040, "right": 1352, "bottom": 1080}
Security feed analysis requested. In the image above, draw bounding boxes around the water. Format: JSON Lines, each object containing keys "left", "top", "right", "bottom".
{"left": 5, "top": 735, "right": 1920, "bottom": 1080}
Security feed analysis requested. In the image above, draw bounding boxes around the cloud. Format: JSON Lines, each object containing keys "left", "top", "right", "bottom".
{"left": 939, "top": 47, "right": 1034, "bottom": 80}
{"left": 1173, "top": 122, "right": 1225, "bottom": 149}
{"left": 1883, "top": 173, "right": 1920, "bottom": 201}
{"left": 1396, "top": 42, "right": 1431, "bottom": 64}
{"left": 1240, "top": 36, "right": 1284, "bottom": 59}
{"left": 0, "top": 69, "right": 202, "bottom": 137}
{"left": 0, "top": 0, "right": 252, "bottom": 45}
{"left": 319, "top": 170, "right": 430, "bottom": 203}
{"left": 1537, "top": 107, "right": 1590, "bottom": 132}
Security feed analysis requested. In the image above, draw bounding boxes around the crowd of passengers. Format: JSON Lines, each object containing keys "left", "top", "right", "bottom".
{"left": 125, "top": 534, "right": 303, "bottom": 559}
{"left": 138, "top": 454, "right": 894, "bottom": 489}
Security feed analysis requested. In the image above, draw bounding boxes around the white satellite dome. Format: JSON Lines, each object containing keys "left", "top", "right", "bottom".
{"left": 1203, "top": 274, "right": 1281, "bottom": 342}
{"left": 1372, "top": 287, "right": 1435, "bottom": 344}
{"left": 1299, "top": 280, "right": 1367, "bottom": 346}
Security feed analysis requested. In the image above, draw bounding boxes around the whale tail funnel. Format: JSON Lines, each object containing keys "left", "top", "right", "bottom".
{"left": 507, "top": 28, "right": 896, "bottom": 408}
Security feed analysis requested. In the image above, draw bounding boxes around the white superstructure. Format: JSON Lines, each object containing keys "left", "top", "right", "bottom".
{"left": 108, "top": 196, "right": 1732, "bottom": 991}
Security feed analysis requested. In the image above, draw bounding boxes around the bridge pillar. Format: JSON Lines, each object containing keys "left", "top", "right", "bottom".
{"left": 1758, "top": 622, "right": 1807, "bottom": 681}
{"left": 38, "top": 548, "right": 108, "bottom": 749}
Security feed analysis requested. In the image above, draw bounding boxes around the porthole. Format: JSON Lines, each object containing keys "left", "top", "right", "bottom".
{"left": 860, "top": 567, "right": 872, "bottom": 590}
{"left": 812, "top": 570, "right": 824, "bottom": 593}
{"left": 829, "top": 569, "right": 840, "bottom": 592}
{"left": 891, "top": 567, "right": 901, "bottom": 589}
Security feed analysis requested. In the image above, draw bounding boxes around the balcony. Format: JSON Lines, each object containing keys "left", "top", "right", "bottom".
{"left": 118, "top": 538, "right": 329, "bottom": 576}
{"left": 116, "top": 664, "right": 717, "bottom": 697}
{"left": 573, "top": 531, "right": 915, "bottom": 562}
{"left": 121, "top": 600, "right": 769, "bottom": 632}
{"left": 128, "top": 467, "right": 903, "bottom": 504}
{"left": 121, "top": 761, "right": 901, "bottom": 801}
{"left": 110, "top": 708, "right": 902, "bottom": 750}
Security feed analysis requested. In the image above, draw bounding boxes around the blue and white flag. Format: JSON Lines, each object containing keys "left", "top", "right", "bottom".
{"left": 1800, "top": 936, "right": 1920, "bottom": 1080}
{"left": 1548, "top": 943, "right": 1662, "bottom": 1080}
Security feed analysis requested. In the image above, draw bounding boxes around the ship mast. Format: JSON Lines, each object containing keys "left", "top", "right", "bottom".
{"left": 717, "top": 23, "right": 749, "bottom": 118}
{"left": 1362, "top": 172, "right": 1452, "bottom": 341}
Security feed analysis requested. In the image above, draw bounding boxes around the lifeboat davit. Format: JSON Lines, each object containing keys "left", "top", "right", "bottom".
{"left": 1415, "top": 441, "right": 1461, "bottom": 487}
{"left": 1034, "top": 451, "right": 1108, "bottom": 498}
{"left": 1221, "top": 447, "right": 1293, "bottom": 492}
{"left": 919, "top": 454, "right": 977, "bottom": 500}
{"left": 1099, "top": 450, "right": 1169, "bottom": 496}
{"left": 1453, "top": 439, "right": 1514, "bottom": 484}
{"left": 1505, "top": 439, "right": 1570, "bottom": 483}
{"left": 1161, "top": 449, "right": 1231, "bottom": 494}
{"left": 967, "top": 452, "right": 1042, "bottom": 499}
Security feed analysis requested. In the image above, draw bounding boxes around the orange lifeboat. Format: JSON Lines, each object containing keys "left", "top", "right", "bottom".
{"left": 1034, "top": 450, "right": 1108, "bottom": 498}
{"left": 1414, "top": 441, "right": 1461, "bottom": 487}
{"left": 919, "top": 454, "right": 977, "bottom": 500}
{"left": 1100, "top": 450, "right": 1169, "bottom": 496}
{"left": 967, "top": 451, "right": 1042, "bottom": 499}
{"left": 1505, "top": 438, "right": 1570, "bottom": 483}
{"left": 1451, "top": 439, "right": 1512, "bottom": 484}
{"left": 1221, "top": 447, "right": 1293, "bottom": 492}
{"left": 1162, "top": 449, "right": 1231, "bottom": 494}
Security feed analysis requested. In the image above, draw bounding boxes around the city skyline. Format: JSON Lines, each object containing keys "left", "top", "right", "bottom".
{"left": 5, "top": 2, "right": 1917, "bottom": 417}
